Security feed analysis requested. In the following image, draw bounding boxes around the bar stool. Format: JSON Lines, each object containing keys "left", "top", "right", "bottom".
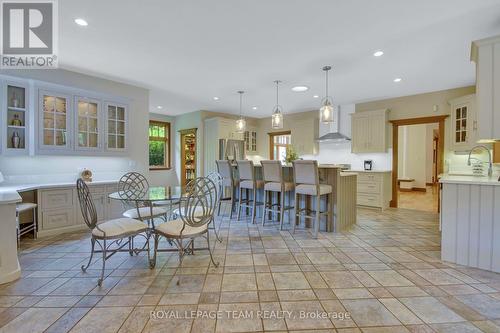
{"left": 216, "top": 160, "right": 239, "bottom": 219}
{"left": 261, "top": 160, "right": 294, "bottom": 230}
{"left": 16, "top": 202, "right": 38, "bottom": 245}
{"left": 236, "top": 160, "right": 263, "bottom": 224}
{"left": 292, "top": 160, "right": 332, "bottom": 238}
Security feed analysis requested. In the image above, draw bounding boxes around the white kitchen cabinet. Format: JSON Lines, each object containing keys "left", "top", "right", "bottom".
{"left": 105, "top": 184, "right": 124, "bottom": 219}
{"left": 471, "top": 35, "right": 500, "bottom": 142}
{"left": 355, "top": 171, "right": 392, "bottom": 209}
{"left": 449, "top": 94, "right": 477, "bottom": 151}
{"left": 75, "top": 96, "right": 101, "bottom": 151}
{"left": 37, "top": 89, "right": 72, "bottom": 152}
{"left": 105, "top": 102, "right": 128, "bottom": 152}
{"left": 4, "top": 80, "right": 30, "bottom": 155}
{"left": 244, "top": 127, "right": 257, "bottom": 153}
{"left": 351, "top": 109, "right": 388, "bottom": 153}
{"left": 290, "top": 118, "right": 319, "bottom": 155}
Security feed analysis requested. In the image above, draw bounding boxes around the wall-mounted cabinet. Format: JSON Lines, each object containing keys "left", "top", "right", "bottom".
{"left": 351, "top": 109, "right": 388, "bottom": 153}
{"left": 75, "top": 96, "right": 101, "bottom": 151}
{"left": 471, "top": 35, "right": 500, "bottom": 142}
{"left": 3, "top": 81, "right": 30, "bottom": 155}
{"left": 244, "top": 128, "right": 257, "bottom": 153}
{"left": 105, "top": 102, "right": 127, "bottom": 151}
{"left": 38, "top": 90, "right": 72, "bottom": 152}
{"left": 449, "top": 94, "right": 477, "bottom": 151}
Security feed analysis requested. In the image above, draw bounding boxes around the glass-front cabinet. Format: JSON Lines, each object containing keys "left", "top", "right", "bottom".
{"left": 4, "top": 82, "right": 29, "bottom": 154}
{"left": 106, "top": 102, "right": 127, "bottom": 151}
{"left": 449, "top": 94, "right": 476, "bottom": 151}
{"left": 76, "top": 97, "right": 100, "bottom": 150}
{"left": 38, "top": 90, "right": 71, "bottom": 151}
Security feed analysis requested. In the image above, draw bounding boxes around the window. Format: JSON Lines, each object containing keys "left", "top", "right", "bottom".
{"left": 149, "top": 121, "right": 170, "bottom": 170}
{"left": 269, "top": 131, "right": 291, "bottom": 163}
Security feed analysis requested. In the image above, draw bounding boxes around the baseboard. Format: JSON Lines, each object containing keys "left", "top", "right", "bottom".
{"left": 413, "top": 187, "right": 427, "bottom": 192}
{"left": 426, "top": 182, "right": 435, "bottom": 186}
{"left": 399, "top": 188, "right": 413, "bottom": 192}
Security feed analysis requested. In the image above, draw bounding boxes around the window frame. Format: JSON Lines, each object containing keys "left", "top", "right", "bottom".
{"left": 268, "top": 130, "right": 291, "bottom": 161}
{"left": 149, "top": 120, "right": 171, "bottom": 170}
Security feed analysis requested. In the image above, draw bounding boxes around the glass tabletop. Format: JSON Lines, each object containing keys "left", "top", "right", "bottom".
{"left": 108, "top": 186, "right": 185, "bottom": 202}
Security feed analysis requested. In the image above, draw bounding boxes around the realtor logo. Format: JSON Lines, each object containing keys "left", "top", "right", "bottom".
{"left": 1, "top": 0, "right": 58, "bottom": 68}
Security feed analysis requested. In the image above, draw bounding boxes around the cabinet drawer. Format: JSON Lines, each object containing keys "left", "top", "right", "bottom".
{"left": 105, "top": 184, "right": 118, "bottom": 193}
{"left": 41, "top": 209, "right": 74, "bottom": 230}
{"left": 40, "top": 188, "right": 74, "bottom": 210}
{"left": 357, "top": 193, "right": 381, "bottom": 207}
{"left": 357, "top": 181, "right": 381, "bottom": 194}
{"left": 357, "top": 173, "right": 382, "bottom": 183}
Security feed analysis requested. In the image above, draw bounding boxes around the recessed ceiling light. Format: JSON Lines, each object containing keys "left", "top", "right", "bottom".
{"left": 291, "top": 86, "right": 309, "bottom": 92}
{"left": 373, "top": 50, "right": 384, "bottom": 57}
{"left": 393, "top": 78, "right": 402, "bottom": 82}
{"left": 74, "top": 18, "right": 88, "bottom": 26}
{"left": 213, "top": 97, "right": 219, "bottom": 101}
{"left": 156, "top": 105, "right": 163, "bottom": 109}
{"left": 252, "top": 106, "right": 258, "bottom": 110}
{"left": 313, "top": 95, "right": 319, "bottom": 98}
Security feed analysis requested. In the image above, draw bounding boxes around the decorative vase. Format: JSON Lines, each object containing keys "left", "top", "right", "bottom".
{"left": 11, "top": 114, "right": 22, "bottom": 126}
{"left": 11, "top": 132, "right": 20, "bottom": 148}
{"left": 11, "top": 93, "right": 19, "bottom": 108}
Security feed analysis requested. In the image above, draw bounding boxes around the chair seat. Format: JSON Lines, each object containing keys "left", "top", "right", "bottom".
{"left": 172, "top": 206, "right": 206, "bottom": 217}
{"left": 155, "top": 218, "right": 208, "bottom": 238}
{"left": 240, "top": 180, "right": 264, "bottom": 189}
{"left": 92, "top": 218, "right": 148, "bottom": 239}
{"left": 295, "top": 184, "right": 332, "bottom": 196}
{"left": 123, "top": 206, "right": 167, "bottom": 219}
{"left": 16, "top": 202, "right": 37, "bottom": 213}
{"left": 153, "top": 200, "right": 180, "bottom": 207}
{"left": 264, "top": 181, "right": 294, "bottom": 192}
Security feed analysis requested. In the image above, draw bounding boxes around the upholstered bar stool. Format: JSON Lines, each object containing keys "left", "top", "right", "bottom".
{"left": 216, "top": 160, "right": 239, "bottom": 219}
{"left": 292, "top": 160, "right": 332, "bottom": 238}
{"left": 261, "top": 160, "right": 294, "bottom": 230}
{"left": 16, "top": 202, "right": 38, "bottom": 246}
{"left": 236, "top": 160, "right": 263, "bottom": 224}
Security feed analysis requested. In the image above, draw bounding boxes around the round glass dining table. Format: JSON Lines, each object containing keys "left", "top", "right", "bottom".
{"left": 108, "top": 186, "right": 185, "bottom": 203}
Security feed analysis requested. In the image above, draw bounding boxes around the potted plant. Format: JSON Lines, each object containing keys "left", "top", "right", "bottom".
{"left": 285, "top": 146, "right": 299, "bottom": 165}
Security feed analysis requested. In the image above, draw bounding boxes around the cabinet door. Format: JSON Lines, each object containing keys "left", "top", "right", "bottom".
{"left": 75, "top": 96, "right": 101, "bottom": 151}
{"left": 105, "top": 102, "right": 127, "bottom": 151}
{"left": 368, "top": 113, "right": 386, "bottom": 152}
{"left": 5, "top": 81, "right": 29, "bottom": 154}
{"left": 351, "top": 115, "right": 368, "bottom": 153}
{"left": 451, "top": 102, "right": 473, "bottom": 151}
{"left": 38, "top": 90, "right": 72, "bottom": 151}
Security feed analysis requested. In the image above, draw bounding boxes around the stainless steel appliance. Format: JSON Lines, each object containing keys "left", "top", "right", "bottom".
{"left": 219, "top": 139, "right": 245, "bottom": 163}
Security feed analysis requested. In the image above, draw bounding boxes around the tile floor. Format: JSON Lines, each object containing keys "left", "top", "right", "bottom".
{"left": 1, "top": 208, "right": 500, "bottom": 332}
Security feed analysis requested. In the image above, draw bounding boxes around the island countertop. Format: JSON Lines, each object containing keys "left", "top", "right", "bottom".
{"left": 439, "top": 174, "right": 500, "bottom": 185}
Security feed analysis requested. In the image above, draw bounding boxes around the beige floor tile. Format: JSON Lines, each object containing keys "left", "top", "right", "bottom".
{"left": 221, "top": 274, "right": 257, "bottom": 292}
{"left": 379, "top": 298, "right": 423, "bottom": 324}
{"left": 333, "top": 288, "right": 374, "bottom": 299}
{"left": 341, "top": 299, "right": 400, "bottom": 327}
{"left": 272, "top": 272, "right": 311, "bottom": 290}
{"left": 367, "top": 270, "right": 415, "bottom": 287}
{"left": 399, "top": 296, "right": 465, "bottom": 324}
{"left": 281, "top": 300, "right": 334, "bottom": 330}
{"left": 216, "top": 303, "right": 262, "bottom": 333}
{"left": 158, "top": 292, "right": 200, "bottom": 305}
{"left": 0, "top": 307, "right": 67, "bottom": 333}
{"left": 321, "top": 271, "right": 364, "bottom": 289}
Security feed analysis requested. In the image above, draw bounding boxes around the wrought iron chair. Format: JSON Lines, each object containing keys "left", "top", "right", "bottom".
{"left": 76, "top": 178, "right": 149, "bottom": 286}
{"left": 118, "top": 172, "right": 167, "bottom": 222}
{"left": 149, "top": 177, "right": 219, "bottom": 270}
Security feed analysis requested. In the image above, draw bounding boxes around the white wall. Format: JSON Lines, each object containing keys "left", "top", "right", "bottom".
{"left": 398, "top": 124, "right": 431, "bottom": 189}
{"left": 0, "top": 69, "right": 149, "bottom": 183}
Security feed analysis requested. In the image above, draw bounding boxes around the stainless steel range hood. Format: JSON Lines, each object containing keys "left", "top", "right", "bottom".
{"left": 316, "top": 105, "right": 351, "bottom": 143}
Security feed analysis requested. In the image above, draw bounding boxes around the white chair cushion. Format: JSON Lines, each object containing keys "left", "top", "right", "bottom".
{"left": 16, "top": 202, "right": 37, "bottom": 212}
{"left": 264, "top": 181, "right": 294, "bottom": 192}
{"left": 123, "top": 206, "right": 167, "bottom": 219}
{"left": 240, "top": 180, "right": 264, "bottom": 189}
{"left": 92, "top": 218, "right": 147, "bottom": 238}
{"left": 172, "top": 206, "right": 204, "bottom": 217}
{"left": 153, "top": 200, "right": 180, "bottom": 207}
{"left": 155, "top": 219, "right": 208, "bottom": 238}
{"left": 295, "top": 184, "right": 332, "bottom": 196}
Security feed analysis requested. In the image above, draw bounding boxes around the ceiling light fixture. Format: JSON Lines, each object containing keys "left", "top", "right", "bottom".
{"left": 74, "top": 18, "right": 88, "bottom": 26}
{"left": 291, "top": 86, "right": 309, "bottom": 92}
{"left": 271, "top": 80, "right": 284, "bottom": 129}
{"left": 319, "top": 66, "right": 334, "bottom": 123}
{"left": 156, "top": 105, "right": 163, "bottom": 109}
{"left": 235, "top": 91, "right": 246, "bottom": 133}
{"left": 213, "top": 97, "right": 219, "bottom": 101}
{"left": 313, "top": 95, "right": 319, "bottom": 98}
{"left": 252, "top": 106, "right": 258, "bottom": 110}
{"left": 373, "top": 50, "right": 384, "bottom": 57}
{"left": 393, "top": 77, "right": 402, "bottom": 82}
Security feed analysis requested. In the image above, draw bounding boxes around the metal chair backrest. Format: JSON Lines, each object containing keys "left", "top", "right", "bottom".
{"left": 118, "top": 172, "right": 149, "bottom": 196}
{"left": 236, "top": 160, "right": 255, "bottom": 181}
{"left": 178, "top": 177, "right": 217, "bottom": 229}
{"left": 76, "top": 178, "right": 97, "bottom": 230}
{"left": 207, "top": 172, "right": 223, "bottom": 208}
{"left": 292, "top": 160, "right": 319, "bottom": 186}
{"left": 261, "top": 160, "right": 283, "bottom": 183}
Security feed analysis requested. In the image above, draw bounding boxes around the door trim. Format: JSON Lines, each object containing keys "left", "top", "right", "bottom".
{"left": 268, "top": 130, "right": 291, "bottom": 160}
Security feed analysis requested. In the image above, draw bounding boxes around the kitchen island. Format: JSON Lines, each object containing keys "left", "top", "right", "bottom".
{"left": 440, "top": 174, "right": 500, "bottom": 273}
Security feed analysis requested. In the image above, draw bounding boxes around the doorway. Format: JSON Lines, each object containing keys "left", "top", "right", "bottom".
{"left": 268, "top": 131, "right": 291, "bottom": 162}
{"left": 390, "top": 115, "right": 448, "bottom": 211}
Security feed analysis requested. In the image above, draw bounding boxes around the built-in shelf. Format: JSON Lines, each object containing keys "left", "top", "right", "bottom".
{"left": 4, "top": 83, "right": 29, "bottom": 152}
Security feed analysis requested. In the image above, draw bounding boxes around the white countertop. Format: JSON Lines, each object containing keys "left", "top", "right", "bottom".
{"left": 0, "top": 179, "right": 119, "bottom": 204}
{"left": 439, "top": 174, "right": 500, "bottom": 186}
{"left": 350, "top": 169, "right": 392, "bottom": 173}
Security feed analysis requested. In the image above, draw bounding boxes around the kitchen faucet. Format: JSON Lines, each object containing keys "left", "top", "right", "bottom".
{"left": 467, "top": 145, "right": 493, "bottom": 177}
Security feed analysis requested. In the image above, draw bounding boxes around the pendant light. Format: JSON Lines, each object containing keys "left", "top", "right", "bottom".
{"left": 271, "top": 80, "right": 284, "bottom": 129}
{"left": 319, "top": 66, "right": 334, "bottom": 123}
{"left": 235, "top": 90, "right": 246, "bottom": 133}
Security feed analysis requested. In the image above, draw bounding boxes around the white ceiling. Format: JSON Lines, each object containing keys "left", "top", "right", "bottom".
{"left": 60, "top": 0, "right": 500, "bottom": 117}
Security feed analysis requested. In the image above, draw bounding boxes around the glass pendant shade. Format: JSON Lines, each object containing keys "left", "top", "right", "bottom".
{"left": 271, "top": 107, "right": 283, "bottom": 129}
{"left": 236, "top": 117, "right": 246, "bottom": 133}
{"left": 319, "top": 99, "right": 334, "bottom": 123}
{"left": 235, "top": 90, "right": 246, "bottom": 133}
